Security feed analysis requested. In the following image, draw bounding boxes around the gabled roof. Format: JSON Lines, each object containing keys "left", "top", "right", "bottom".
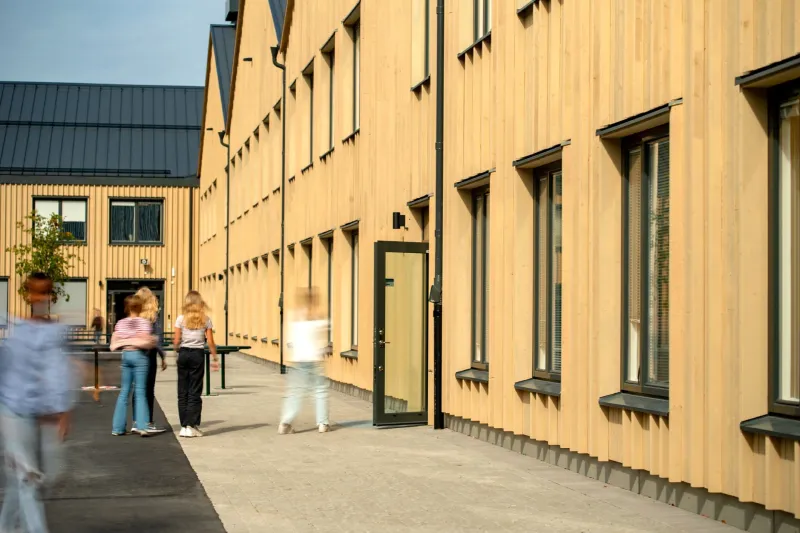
{"left": 0, "top": 81, "right": 203, "bottom": 179}
{"left": 268, "top": 0, "right": 288, "bottom": 44}
{"left": 210, "top": 24, "right": 236, "bottom": 124}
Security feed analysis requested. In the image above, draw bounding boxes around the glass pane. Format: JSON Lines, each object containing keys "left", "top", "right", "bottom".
{"left": 779, "top": 98, "right": 800, "bottom": 404}
{"left": 51, "top": 280, "right": 87, "bottom": 327}
{"left": 137, "top": 202, "right": 162, "bottom": 242}
{"left": 473, "top": 194, "right": 484, "bottom": 363}
{"left": 354, "top": 24, "right": 360, "bottom": 130}
{"left": 110, "top": 202, "right": 135, "bottom": 242}
{"left": 62, "top": 200, "right": 86, "bottom": 241}
{"left": 627, "top": 149, "right": 643, "bottom": 383}
{"left": 551, "top": 171, "right": 563, "bottom": 374}
{"left": 0, "top": 280, "right": 8, "bottom": 329}
{"left": 33, "top": 200, "right": 59, "bottom": 221}
{"left": 536, "top": 177, "right": 548, "bottom": 371}
{"left": 647, "top": 140, "right": 670, "bottom": 387}
{"left": 484, "top": 191, "right": 489, "bottom": 363}
{"left": 383, "top": 251, "right": 426, "bottom": 414}
{"left": 329, "top": 52, "right": 335, "bottom": 150}
{"left": 352, "top": 233, "right": 359, "bottom": 346}
{"left": 328, "top": 241, "right": 333, "bottom": 343}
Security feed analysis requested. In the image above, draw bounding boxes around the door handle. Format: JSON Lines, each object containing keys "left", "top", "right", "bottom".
{"left": 377, "top": 366, "right": 384, "bottom": 372}
{"left": 377, "top": 340, "right": 391, "bottom": 347}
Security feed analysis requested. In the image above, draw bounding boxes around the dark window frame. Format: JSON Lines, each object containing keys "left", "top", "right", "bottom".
{"left": 303, "top": 62, "right": 315, "bottom": 165}
{"left": 0, "top": 276, "right": 8, "bottom": 330}
{"left": 473, "top": 0, "right": 491, "bottom": 41}
{"left": 471, "top": 185, "right": 489, "bottom": 370}
{"left": 769, "top": 79, "right": 800, "bottom": 419}
{"left": 108, "top": 198, "right": 165, "bottom": 245}
{"left": 327, "top": 49, "right": 335, "bottom": 151}
{"left": 32, "top": 196, "right": 88, "bottom": 243}
{"left": 621, "top": 125, "right": 670, "bottom": 398}
{"left": 533, "top": 163, "right": 562, "bottom": 382}
{"left": 351, "top": 21, "right": 361, "bottom": 132}
{"left": 326, "top": 237, "right": 334, "bottom": 344}
{"left": 350, "top": 231, "right": 359, "bottom": 350}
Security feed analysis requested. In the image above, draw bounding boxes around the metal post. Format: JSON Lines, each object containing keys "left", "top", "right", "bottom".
{"left": 94, "top": 348, "right": 99, "bottom": 391}
{"left": 271, "top": 45, "right": 288, "bottom": 375}
{"left": 220, "top": 353, "right": 226, "bottom": 389}
{"left": 218, "top": 132, "right": 231, "bottom": 342}
{"left": 205, "top": 350, "right": 211, "bottom": 396}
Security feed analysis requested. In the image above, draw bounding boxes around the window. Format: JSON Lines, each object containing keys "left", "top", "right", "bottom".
{"left": 303, "top": 61, "right": 315, "bottom": 165}
{"left": 0, "top": 278, "right": 8, "bottom": 330}
{"left": 771, "top": 85, "right": 800, "bottom": 417}
{"left": 110, "top": 199, "right": 163, "bottom": 244}
{"left": 411, "top": 0, "right": 430, "bottom": 85}
{"left": 474, "top": 0, "right": 491, "bottom": 41}
{"left": 51, "top": 280, "right": 87, "bottom": 327}
{"left": 327, "top": 239, "right": 334, "bottom": 343}
{"left": 353, "top": 21, "right": 361, "bottom": 131}
{"left": 623, "top": 130, "right": 670, "bottom": 396}
{"left": 351, "top": 232, "right": 359, "bottom": 349}
{"left": 33, "top": 198, "right": 87, "bottom": 242}
{"left": 534, "top": 169, "right": 562, "bottom": 380}
{"left": 472, "top": 187, "right": 490, "bottom": 369}
{"left": 327, "top": 49, "right": 335, "bottom": 151}
{"left": 304, "top": 242, "right": 313, "bottom": 288}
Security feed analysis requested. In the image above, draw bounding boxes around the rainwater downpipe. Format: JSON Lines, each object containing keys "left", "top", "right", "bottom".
{"left": 218, "top": 131, "right": 231, "bottom": 342}
{"left": 431, "top": 0, "right": 445, "bottom": 430}
{"left": 271, "top": 45, "right": 288, "bottom": 374}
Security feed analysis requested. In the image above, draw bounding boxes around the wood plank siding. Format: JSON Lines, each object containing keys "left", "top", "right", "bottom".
{"left": 201, "top": 0, "right": 800, "bottom": 520}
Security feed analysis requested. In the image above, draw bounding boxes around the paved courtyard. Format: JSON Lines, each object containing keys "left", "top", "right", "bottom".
{"left": 154, "top": 353, "right": 734, "bottom": 533}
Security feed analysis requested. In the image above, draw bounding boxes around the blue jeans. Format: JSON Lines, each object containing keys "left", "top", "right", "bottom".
{"left": 280, "top": 362, "right": 329, "bottom": 426}
{"left": 0, "top": 404, "right": 64, "bottom": 533}
{"left": 112, "top": 350, "right": 150, "bottom": 433}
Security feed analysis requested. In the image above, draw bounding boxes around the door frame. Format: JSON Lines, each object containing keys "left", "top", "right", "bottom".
{"left": 373, "top": 240, "right": 429, "bottom": 426}
{"left": 105, "top": 279, "right": 165, "bottom": 332}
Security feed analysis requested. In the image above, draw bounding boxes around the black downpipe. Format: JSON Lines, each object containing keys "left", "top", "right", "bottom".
{"left": 271, "top": 45, "right": 287, "bottom": 374}
{"left": 189, "top": 188, "right": 194, "bottom": 290}
{"left": 431, "top": 0, "right": 445, "bottom": 430}
{"left": 218, "top": 132, "right": 231, "bottom": 341}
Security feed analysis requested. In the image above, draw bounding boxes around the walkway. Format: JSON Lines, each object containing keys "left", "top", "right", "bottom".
{"left": 155, "top": 353, "right": 734, "bottom": 533}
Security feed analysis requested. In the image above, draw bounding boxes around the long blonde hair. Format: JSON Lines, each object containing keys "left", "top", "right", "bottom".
{"left": 182, "top": 290, "right": 209, "bottom": 329}
{"left": 136, "top": 287, "right": 160, "bottom": 323}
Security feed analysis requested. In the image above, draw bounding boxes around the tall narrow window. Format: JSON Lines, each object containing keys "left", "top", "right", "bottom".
{"left": 34, "top": 198, "right": 87, "bottom": 242}
{"left": 328, "top": 50, "right": 335, "bottom": 150}
{"left": 472, "top": 187, "right": 490, "bottom": 369}
{"left": 0, "top": 278, "right": 8, "bottom": 330}
{"left": 411, "top": 0, "right": 430, "bottom": 86}
{"left": 351, "top": 232, "right": 359, "bottom": 348}
{"left": 110, "top": 199, "right": 163, "bottom": 244}
{"left": 327, "top": 239, "right": 334, "bottom": 343}
{"left": 623, "top": 131, "right": 670, "bottom": 396}
{"left": 774, "top": 90, "right": 800, "bottom": 416}
{"left": 534, "top": 170, "right": 562, "bottom": 380}
{"left": 474, "top": 0, "right": 491, "bottom": 41}
{"left": 353, "top": 21, "right": 361, "bottom": 131}
{"left": 303, "top": 60, "right": 315, "bottom": 166}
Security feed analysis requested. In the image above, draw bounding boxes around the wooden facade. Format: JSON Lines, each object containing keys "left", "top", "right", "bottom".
{"left": 198, "top": 0, "right": 800, "bottom": 524}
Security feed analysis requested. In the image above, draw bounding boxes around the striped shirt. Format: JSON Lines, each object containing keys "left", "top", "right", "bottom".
{"left": 114, "top": 317, "right": 152, "bottom": 339}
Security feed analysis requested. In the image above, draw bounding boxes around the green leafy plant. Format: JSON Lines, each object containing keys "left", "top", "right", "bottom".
{"left": 5, "top": 211, "right": 83, "bottom": 303}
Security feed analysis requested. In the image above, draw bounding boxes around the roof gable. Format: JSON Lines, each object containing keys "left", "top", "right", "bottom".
{"left": 210, "top": 25, "right": 236, "bottom": 124}
{"left": 268, "top": 0, "right": 288, "bottom": 43}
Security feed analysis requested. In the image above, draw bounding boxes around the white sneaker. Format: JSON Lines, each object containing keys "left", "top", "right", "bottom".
{"left": 278, "top": 423, "right": 294, "bottom": 435}
{"left": 318, "top": 424, "right": 330, "bottom": 433}
{"left": 147, "top": 424, "right": 167, "bottom": 434}
{"left": 190, "top": 426, "right": 204, "bottom": 437}
{"left": 179, "top": 427, "right": 189, "bottom": 437}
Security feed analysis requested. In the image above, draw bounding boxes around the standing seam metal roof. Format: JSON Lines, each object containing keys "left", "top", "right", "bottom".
{"left": 0, "top": 82, "right": 204, "bottom": 178}
{"left": 268, "top": 0, "right": 288, "bottom": 43}
{"left": 210, "top": 25, "right": 236, "bottom": 125}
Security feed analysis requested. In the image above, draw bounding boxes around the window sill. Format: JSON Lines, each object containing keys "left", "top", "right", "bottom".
{"left": 235, "top": 334, "right": 241, "bottom": 338}
{"left": 455, "top": 368, "right": 489, "bottom": 384}
{"left": 340, "top": 349, "right": 358, "bottom": 360}
{"left": 320, "top": 147, "right": 335, "bottom": 161}
{"left": 343, "top": 128, "right": 360, "bottom": 144}
{"left": 109, "top": 242, "right": 165, "bottom": 247}
{"left": 741, "top": 415, "right": 800, "bottom": 441}
{"left": 517, "top": 0, "right": 537, "bottom": 17}
{"left": 411, "top": 75, "right": 430, "bottom": 93}
{"left": 288, "top": 175, "right": 296, "bottom": 183}
{"left": 301, "top": 162, "right": 314, "bottom": 174}
{"left": 260, "top": 337, "right": 268, "bottom": 343}
{"left": 242, "top": 335, "right": 249, "bottom": 340}
{"left": 599, "top": 392, "right": 669, "bottom": 417}
{"left": 514, "top": 378, "right": 561, "bottom": 397}
{"left": 271, "top": 339, "right": 279, "bottom": 345}
{"left": 457, "top": 30, "right": 492, "bottom": 61}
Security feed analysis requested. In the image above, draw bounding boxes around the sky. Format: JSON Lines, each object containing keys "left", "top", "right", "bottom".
{"left": 0, "top": 0, "right": 227, "bottom": 86}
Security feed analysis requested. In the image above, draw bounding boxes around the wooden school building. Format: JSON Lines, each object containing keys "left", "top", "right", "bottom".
{"left": 197, "top": 1, "right": 800, "bottom": 530}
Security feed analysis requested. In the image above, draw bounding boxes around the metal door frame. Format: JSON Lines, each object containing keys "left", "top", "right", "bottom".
{"left": 373, "top": 240, "right": 429, "bottom": 426}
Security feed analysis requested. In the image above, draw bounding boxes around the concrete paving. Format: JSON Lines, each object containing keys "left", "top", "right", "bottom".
{"left": 155, "top": 353, "right": 736, "bottom": 533}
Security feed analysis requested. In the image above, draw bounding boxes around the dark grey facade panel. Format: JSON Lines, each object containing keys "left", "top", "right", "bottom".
{"left": 211, "top": 24, "right": 236, "bottom": 125}
{"left": 0, "top": 82, "right": 203, "bottom": 180}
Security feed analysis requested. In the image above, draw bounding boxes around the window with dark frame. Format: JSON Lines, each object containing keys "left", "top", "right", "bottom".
{"left": 353, "top": 21, "right": 361, "bottom": 131}
{"left": 327, "top": 49, "right": 335, "bottom": 151}
{"left": 534, "top": 168, "right": 563, "bottom": 380}
{"left": 303, "top": 61, "right": 315, "bottom": 165}
{"left": 327, "top": 238, "right": 334, "bottom": 344}
{"left": 110, "top": 199, "right": 163, "bottom": 244}
{"left": 474, "top": 0, "right": 491, "bottom": 41}
{"left": 33, "top": 198, "right": 87, "bottom": 242}
{"left": 0, "top": 278, "right": 8, "bottom": 330}
{"left": 351, "top": 231, "right": 359, "bottom": 349}
{"left": 770, "top": 81, "right": 800, "bottom": 418}
{"left": 622, "top": 128, "right": 670, "bottom": 397}
{"left": 472, "top": 186, "right": 489, "bottom": 369}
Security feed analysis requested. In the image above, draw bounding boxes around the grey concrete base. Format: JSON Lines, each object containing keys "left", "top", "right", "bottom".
{"left": 445, "top": 414, "right": 800, "bottom": 533}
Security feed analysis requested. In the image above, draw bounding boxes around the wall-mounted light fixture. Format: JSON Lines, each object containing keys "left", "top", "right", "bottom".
{"left": 392, "top": 212, "right": 406, "bottom": 230}
{"left": 140, "top": 258, "right": 149, "bottom": 266}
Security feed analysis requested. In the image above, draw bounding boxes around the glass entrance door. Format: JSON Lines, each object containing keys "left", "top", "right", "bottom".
{"left": 373, "top": 241, "right": 429, "bottom": 426}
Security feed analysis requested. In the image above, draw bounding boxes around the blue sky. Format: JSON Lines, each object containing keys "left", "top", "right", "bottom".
{"left": 0, "top": 0, "right": 226, "bottom": 86}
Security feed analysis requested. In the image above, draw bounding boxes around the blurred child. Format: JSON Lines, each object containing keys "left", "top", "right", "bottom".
{"left": 134, "top": 287, "right": 167, "bottom": 434}
{"left": 0, "top": 272, "right": 75, "bottom": 533}
{"left": 174, "top": 291, "right": 217, "bottom": 438}
{"left": 109, "top": 295, "right": 156, "bottom": 437}
{"left": 90, "top": 308, "right": 103, "bottom": 344}
{"left": 278, "top": 287, "right": 330, "bottom": 435}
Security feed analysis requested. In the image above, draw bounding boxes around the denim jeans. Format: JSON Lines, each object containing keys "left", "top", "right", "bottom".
{"left": 0, "top": 404, "right": 64, "bottom": 533}
{"left": 111, "top": 350, "right": 150, "bottom": 433}
{"left": 280, "top": 362, "right": 329, "bottom": 426}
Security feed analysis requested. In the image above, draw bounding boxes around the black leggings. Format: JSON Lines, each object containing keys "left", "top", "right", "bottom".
{"left": 177, "top": 348, "right": 205, "bottom": 428}
{"left": 146, "top": 351, "right": 157, "bottom": 424}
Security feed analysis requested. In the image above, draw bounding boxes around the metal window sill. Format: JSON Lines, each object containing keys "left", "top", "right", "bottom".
{"left": 514, "top": 378, "right": 561, "bottom": 397}
{"left": 457, "top": 31, "right": 492, "bottom": 61}
{"left": 740, "top": 415, "right": 800, "bottom": 441}
{"left": 343, "top": 128, "right": 360, "bottom": 144}
{"left": 271, "top": 339, "right": 279, "bottom": 345}
{"left": 301, "top": 162, "right": 314, "bottom": 174}
{"left": 320, "top": 147, "right": 335, "bottom": 161}
{"left": 411, "top": 75, "right": 430, "bottom": 92}
{"left": 455, "top": 368, "right": 489, "bottom": 384}
{"left": 260, "top": 337, "right": 268, "bottom": 343}
{"left": 109, "top": 242, "right": 165, "bottom": 247}
{"left": 517, "top": 0, "right": 537, "bottom": 17}
{"left": 340, "top": 349, "right": 358, "bottom": 359}
{"left": 599, "top": 392, "right": 669, "bottom": 417}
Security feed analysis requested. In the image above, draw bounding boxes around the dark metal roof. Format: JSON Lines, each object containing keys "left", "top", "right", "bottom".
{"left": 0, "top": 82, "right": 203, "bottom": 179}
{"left": 268, "top": 0, "right": 288, "bottom": 42}
{"left": 210, "top": 25, "right": 236, "bottom": 125}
